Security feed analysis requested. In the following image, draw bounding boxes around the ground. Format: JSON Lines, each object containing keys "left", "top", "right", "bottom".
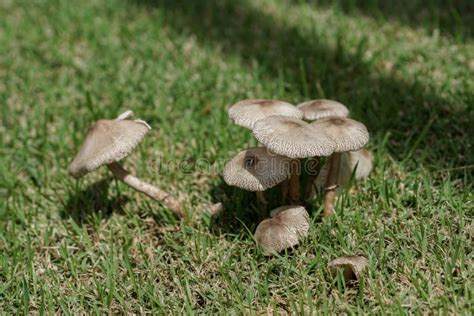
{"left": 0, "top": 0, "right": 473, "bottom": 313}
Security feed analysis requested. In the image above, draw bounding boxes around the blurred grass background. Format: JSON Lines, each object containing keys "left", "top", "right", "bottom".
{"left": 0, "top": 0, "right": 472, "bottom": 313}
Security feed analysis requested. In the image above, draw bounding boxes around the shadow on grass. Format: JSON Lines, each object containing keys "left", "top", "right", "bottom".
{"left": 131, "top": 0, "right": 472, "bottom": 177}
{"left": 61, "top": 179, "right": 129, "bottom": 225}
{"left": 297, "top": 0, "right": 474, "bottom": 40}
{"left": 208, "top": 180, "right": 262, "bottom": 235}
{"left": 208, "top": 178, "right": 322, "bottom": 235}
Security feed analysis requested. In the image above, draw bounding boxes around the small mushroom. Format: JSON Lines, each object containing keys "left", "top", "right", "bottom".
{"left": 328, "top": 255, "right": 368, "bottom": 282}
{"left": 223, "top": 147, "right": 291, "bottom": 212}
{"left": 68, "top": 110, "right": 185, "bottom": 218}
{"left": 252, "top": 115, "right": 335, "bottom": 204}
{"left": 228, "top": 99, "right": 303, "bottom": 129}
{"left": 310, "top": 117, "right": 369, "bottom": 216}
{"left": 297, "top": 99, "right": 349, "bottom": 121}
{"left": 309, "top": 149, "right": 373, "bottom": 198}
{"left": 343, "top": 148, "right": 373, "bottom": 180}
{"left": 254, "top": 205, "right": 309, "bottom": 255}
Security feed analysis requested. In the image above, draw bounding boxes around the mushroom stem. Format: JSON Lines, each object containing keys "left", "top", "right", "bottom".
{"left": 289, "top": 159, "right": 301, "bottom": 205}
{"left": 107, "top": 162, "right": 186, "bottom": 219}
{"left": 279, "top": 179, "right": 289, "bottom": 204}
{"left": 323, "top": 153, "right": 341, "bottom": 217}
{"left": 304, "top": 157, "right": 321, "bottom": 202}
{"left": 256, "top": 191, "right": 268, "bottom": 205}
{"left": 255, "top": 191, "right": 269, "bottom": 220}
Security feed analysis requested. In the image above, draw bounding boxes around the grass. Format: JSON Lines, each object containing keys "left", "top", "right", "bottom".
{"left": 0, "top": 0, "right": 472, "bottom": 313}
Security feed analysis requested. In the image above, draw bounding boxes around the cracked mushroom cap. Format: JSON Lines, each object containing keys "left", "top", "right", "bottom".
{"left": 254, "top": 205, "right": 310, "bottom": 255}
{"left": 228, "top": 99, "right": 303, "bottom": 129}
{"left": 311, "top": 117, "right": 369, "bottom": 153}
{"left": 252, "top": 115, "right": 335, "bottom": 158}
{"left": 223, "top": 147, "right": 291, "bottom": 191}
{"left": 328, "top": 255, "right": 369, "bottom": 281}
{"left": 68, "top": 111, "right": 151, "bottom": 178}
{"left": 297, "top": 99, "right": 349, "bottom": 121}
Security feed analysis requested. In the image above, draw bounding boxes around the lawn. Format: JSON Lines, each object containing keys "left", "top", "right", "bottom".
{"left": 0, "top": 0, "right": 473, "bottom": 313}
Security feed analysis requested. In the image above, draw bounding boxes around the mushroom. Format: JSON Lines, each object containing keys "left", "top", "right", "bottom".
{"left": 227, "top": 99, "right": 303, "bottom": 202}
{"left": 223, "top": 147, "right": 291, "bottom": 213}
{"left": 328, "top": 255, "right": 368, "bottom": 282}
{"left": 342, "top": 148, "right": 373, "bottom": 180}
{"left": 297, "top": 99, "right": 349, "bottom": 121}
{"left": 252, "top": 115, "right": 335, "bottom": 204}
{"left": 296, "top": 99, "right": 350, "bottom": 197}
{"left": 254, "top": 205, "right": 309, "bottom": 255}
{"left": 227, "top": 99, "right": 303, "bottom": 129}
{"left": 310, "top": 149, "right": 372, "bottom": 200}
{"left": 68, "top": 110, "right": 185, "bottom": 218}
{"left": 310, "top": 117, "right": 369, "bottom": 216}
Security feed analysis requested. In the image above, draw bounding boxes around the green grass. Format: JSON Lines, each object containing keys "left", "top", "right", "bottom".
{"left": 0, "top": 0, "right": 473, "bottom": 313}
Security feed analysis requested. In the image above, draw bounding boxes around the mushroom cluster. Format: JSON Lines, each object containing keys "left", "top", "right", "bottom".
{"left": 224, "top": 99, "right": 372, "bottom": 254}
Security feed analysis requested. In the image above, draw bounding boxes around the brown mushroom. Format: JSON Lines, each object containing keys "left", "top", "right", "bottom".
{"left": 328, "top": 255, "right": 369, "bottom": 282}
{"left": 342, "top": 148, "right": 373, "bottom": 180}
{"left": 252, "top": 115, "right": 335, "bottom": 204}
{"left": 297, "top": 99, "right": 349, "bottom": 121}
{"left": 228, "top": 99, "right": 303, "bottom": 129}
{"left": 310, "top": 117, "right": 369, "bottom": 216}
{"left": 68, "top": 110, "right": 185, "bottom": 218}
{"left": 254, "top": 205, "right": 309, "bottom": 255}
{"left": 309, "top": 149, "right": 373, "bottom": 200}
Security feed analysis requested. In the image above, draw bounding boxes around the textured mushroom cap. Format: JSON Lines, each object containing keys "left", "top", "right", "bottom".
{"left": 328, "top": 255, "right": 369, "bottom": 281}
{"left": 228, "top": 99, "right": 303, "bottom": 129}
{"left": 68, "top": 119, "right": 151, "bottom": 178}
{"left": 311, "top": 117, "right": 369, "bottom": 152}
{"left": 223, "top": 147, "right": 291, "bottom": 191}
{"left": 252, "top": 116, "right": 335, "bottom": 158}
{"left": 269, "top": 205, "right": 310, "bottom": 231}
{"left": 297, "top": 99, "right": 349, "bottom": 121}
{"left": 255, "top": 205, "right": 309, "bottom": 255}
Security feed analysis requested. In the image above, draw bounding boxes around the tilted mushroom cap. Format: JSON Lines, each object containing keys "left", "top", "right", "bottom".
{"left": 254, "top": 205, "right": 310, "bottom": 255}
{"left": 68, "top": 116, "right": 151, "bottom": 178}
{"left": 223, "top": 147, "right": 291, "bottom": 191}
{"left": 328, "top": 255, "right": 369, "bottom": 281}
{"left": 252, "top": 115, "right": 335, "bottom": 158}
{"left": 311, "top": 117, "right": 369, "bottom": 153}
{"left": 228, "top": 99, "right": 303, "bottom": 129}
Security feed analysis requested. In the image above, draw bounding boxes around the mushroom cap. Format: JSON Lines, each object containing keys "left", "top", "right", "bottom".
{"left": 297, "top": 99, "right": 349, "bottom": 121}
{"left": 328, "top": 255, "right": 369, "bottom": 281}
{"left": 254, "top": 205, "right": 309, "bottom": 255}
{"left": 341, "top": 148, "right": 373, "bottom": 180}
{"left": 252, "top": 115, "right": 335, "bottom": 158}
{"left": 228, "top": 99, "right": 303, "bottom": 129}
{"left": 223, "top": 147, "right": 291, "bottom": 191}
{"left": 311, "top": 117, "right": 369, "bottom": 152}
{"left": 68, "top": 118, "right": 151, "bottom": 178}
{"left": 269, "top": 205, "right": 310, "bottom": 232}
